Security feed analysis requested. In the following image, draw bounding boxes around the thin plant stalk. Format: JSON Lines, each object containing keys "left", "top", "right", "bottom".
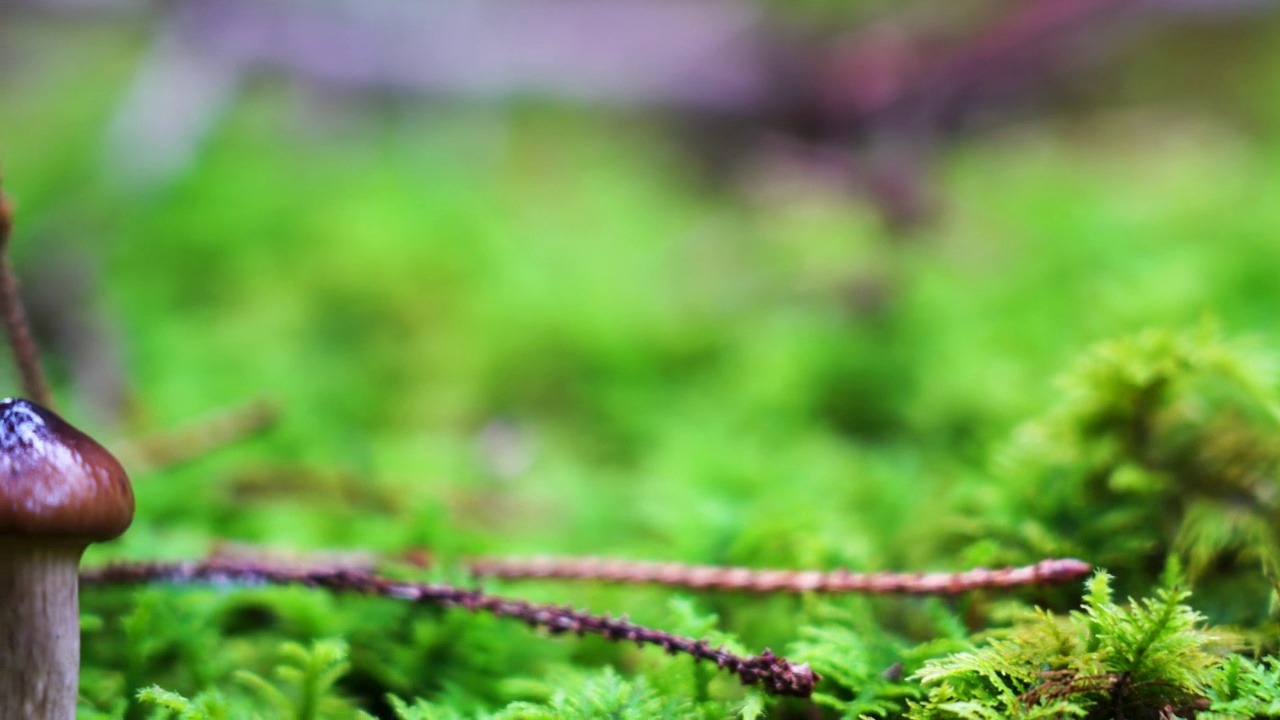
{"left": 0, "top": 187, "right": 53, "bottom": 408}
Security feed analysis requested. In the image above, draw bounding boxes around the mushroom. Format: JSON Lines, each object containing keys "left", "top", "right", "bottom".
{"left": 0, "top": 397, "right": 133, "bottom": 718}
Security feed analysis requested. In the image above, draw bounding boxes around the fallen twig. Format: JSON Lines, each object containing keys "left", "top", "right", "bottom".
{"left": 80, "top": 559, "right": 820, "bottom": 697}
{"left": 468, "top": 556, "right": 1092, "bottom": 595}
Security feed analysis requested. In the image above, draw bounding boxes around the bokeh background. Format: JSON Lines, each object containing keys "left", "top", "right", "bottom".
{"left": 3, "top": 1, "right": 1280, "bottom": 717}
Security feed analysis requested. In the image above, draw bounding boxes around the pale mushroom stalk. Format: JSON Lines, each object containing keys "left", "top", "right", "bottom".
{"left": 0, "top": 398, "right": 133, "bottom": 719}
{"left": 0, "top": 542, "right": 85, "bottom": 716}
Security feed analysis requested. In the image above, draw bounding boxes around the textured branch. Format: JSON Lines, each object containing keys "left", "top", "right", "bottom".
{"left": 468, "top": 556, "right": 1092, "bottom": 595}
{"left": 79, "top": 560, "right": 819, "bottom": 697}
{"left": 0, "top": 187, "right": 53, "bottom": 408}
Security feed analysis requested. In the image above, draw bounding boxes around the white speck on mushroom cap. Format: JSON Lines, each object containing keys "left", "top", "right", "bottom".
{"left": 0, "top": 402, "right": 97, "bottom": 512}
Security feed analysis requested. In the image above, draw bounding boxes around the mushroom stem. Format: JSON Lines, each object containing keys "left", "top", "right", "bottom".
{"left": 0, "top": 541, "right": 85, "bottom": 719}
{"left": 0, "top": 397, "right": 133, "bottom": 719}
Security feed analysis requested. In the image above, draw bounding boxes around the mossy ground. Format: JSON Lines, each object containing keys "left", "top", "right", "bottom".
{"left": 3, "top": 9, "right": 1280, "bottom": 718}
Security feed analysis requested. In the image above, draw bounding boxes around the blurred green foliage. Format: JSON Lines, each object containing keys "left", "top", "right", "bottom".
{"left": 3, "top": 7, "right": 1280, "bottom": 718}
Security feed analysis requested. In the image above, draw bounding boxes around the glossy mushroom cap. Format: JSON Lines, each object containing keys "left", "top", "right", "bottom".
{"left": 0, "top": 398, "right": 133, "bottom": 542}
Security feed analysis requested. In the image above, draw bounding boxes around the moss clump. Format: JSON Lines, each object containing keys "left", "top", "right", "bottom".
{"left": 965, "top": 327, "right": 1280, "bottom": 624}
{"left": 910, "top": 571, "right": 1221, "bottom": 719}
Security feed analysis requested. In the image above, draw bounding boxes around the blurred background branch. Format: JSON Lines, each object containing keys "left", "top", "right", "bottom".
{"left": 9, "top": 0, "right": 1277, "bottom": 224}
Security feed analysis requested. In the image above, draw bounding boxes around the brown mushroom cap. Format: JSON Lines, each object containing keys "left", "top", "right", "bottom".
{"left": 0, "top": 398, "right": 133, "bottom": 542}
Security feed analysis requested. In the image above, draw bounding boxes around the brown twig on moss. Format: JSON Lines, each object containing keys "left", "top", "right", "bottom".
{"left": 468, "top": 556, "right": 1092, "bottom": 595}
{"left": 1017, "top": 669, "right": 1208, "bottom": 717}
{"left": 0, "top": 187, "right": 53, "bottom": 408}
{"left": 80, "top": 559, "right": 820, "bottom": 697}
{"left": 118, "top": 399, "right": 278, "bottom": 472}
{"left": 1018, "top": 669, "right": 1120, "bottom": 706}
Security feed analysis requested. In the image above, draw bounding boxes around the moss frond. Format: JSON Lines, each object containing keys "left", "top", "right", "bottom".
{"left": 973, "top": 327, "right": 1280, "bottom": 623}
{"left": 909, "top": 571, "right": 1220, "bottom": 718}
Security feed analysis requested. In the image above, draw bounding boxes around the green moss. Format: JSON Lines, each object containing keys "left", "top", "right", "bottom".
{"left": 0, "top": 10, "right": 1276, "bottom": 716}
{"left": 965, "top": 327, "right": 1280, "bottom": 624}
{"left": 910, "top": 572, "right": 1220, "bottom": 718}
